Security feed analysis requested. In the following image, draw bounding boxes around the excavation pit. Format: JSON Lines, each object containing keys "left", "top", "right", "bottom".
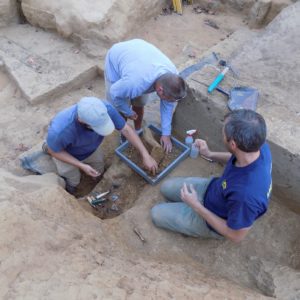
{"left": 1, "top": 1, "right": 300, "bottom": 298}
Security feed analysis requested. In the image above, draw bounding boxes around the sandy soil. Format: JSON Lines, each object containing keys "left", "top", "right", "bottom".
{"left": 0, "top": 4, "right": 245, "bottom": 171}
{"left": 0, "top": 4, "right": 246, "bottom": 202}
{"left": 130, "top": 5, "right": 246, "bottom": 66}
{"left": 2, "top": 4, "right": 299, "bottom": 299}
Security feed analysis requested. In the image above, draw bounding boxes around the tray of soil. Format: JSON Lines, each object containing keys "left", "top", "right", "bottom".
{"left": 115, "top": 124, "right": 190, "bottom": 185}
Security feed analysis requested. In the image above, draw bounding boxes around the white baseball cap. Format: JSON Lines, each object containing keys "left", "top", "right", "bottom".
{"left": 77, "top": 97, "right": 115, "bottom": 136}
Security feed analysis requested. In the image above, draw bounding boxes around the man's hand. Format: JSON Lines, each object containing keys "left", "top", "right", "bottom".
{"left": 142, "top": 154, "right": 158, "bottom": 175}
{"left": 121, "top": 123, "right": 158, "bottom": 175}
{"left": 194, "top": 139, "right": 212, "bottom": 158}
{"left": 194, "top": 139, "right": 231, "bottom": 164}
{"left": 80, "top": 163, "right": 100, "bottom": 178}
{"left": 180, "top": 183, "right": 200, "bottom": 209}
{"left": 160, "top": 135, "right": 172, "bottom": 153}
{"left": 47, "top": 148, "right": 101, "bottom": 178}
{"left": 127, "top": 112, "right": 138, "bottom": 120}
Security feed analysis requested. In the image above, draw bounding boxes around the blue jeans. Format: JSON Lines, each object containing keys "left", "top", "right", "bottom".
{"left": 151, "top": 177, "right": 223, "bottom": 239}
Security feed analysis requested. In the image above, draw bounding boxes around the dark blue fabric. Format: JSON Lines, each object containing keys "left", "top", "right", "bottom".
{"left": 204, "top": 143, "right": 272, "bottom": 230}
{"left": 47, "top": 102, "right": 125, "bottom": 160}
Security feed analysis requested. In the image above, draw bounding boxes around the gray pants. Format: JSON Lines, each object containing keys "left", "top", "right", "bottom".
{"left": 52, "top": 145, "right": 104, "bottom": 187}
{"left": 151, "top": 177, "right": 223, "bottom": 239}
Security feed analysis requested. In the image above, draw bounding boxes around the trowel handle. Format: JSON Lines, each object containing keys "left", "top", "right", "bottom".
{"left": 208, "top": 66, "right": 229, "bottom": 93}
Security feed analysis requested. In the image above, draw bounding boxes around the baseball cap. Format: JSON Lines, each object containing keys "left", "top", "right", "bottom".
{"left": 77, "top": 97, "right": 115, "bottom": 136}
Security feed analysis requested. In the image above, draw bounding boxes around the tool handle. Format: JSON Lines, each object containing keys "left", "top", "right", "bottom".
{"left": 208, "top": 66, "right": 229, "bottom": 93}
{"left": 208, "top": 73, "right": 224, "bottom": 93}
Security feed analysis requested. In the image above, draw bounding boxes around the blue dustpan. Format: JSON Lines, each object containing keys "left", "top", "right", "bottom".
{"left": 228, "top": 86, "right": 259, "bottom": 111}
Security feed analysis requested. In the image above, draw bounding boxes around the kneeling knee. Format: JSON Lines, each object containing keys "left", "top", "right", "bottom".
{"left": 160, "top": 179, "right": 173, "bottom": 196}
{"left": 151, "top": 205, "right": 162, "bottom": 226}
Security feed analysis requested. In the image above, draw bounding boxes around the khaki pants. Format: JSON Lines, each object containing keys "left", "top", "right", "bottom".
{"left": 52, "top": 145, "right": 104, "bottom": 187}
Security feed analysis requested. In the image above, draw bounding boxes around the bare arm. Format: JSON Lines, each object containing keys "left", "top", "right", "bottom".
{"left": 181, "top": 183, "right": 250, "bottom": 242}
{"left": 207, "top": 152, "right": 231, "bottom": 164}
{"left": 120, "top": 124, "right": 158, "bottom": 174}
{"left": 47, "top": 147, "right": 100, "bottom": 177}
{"left": 194, "top": 139, "right": 231, "bottom": 164}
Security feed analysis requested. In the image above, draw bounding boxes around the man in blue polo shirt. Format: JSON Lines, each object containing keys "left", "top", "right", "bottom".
{"left": 105, "top": 39, "right": 187, "bottom": 152}
{"left": 46, "top": 97, "right": 157, "bottom": 194}
{"left": 151, "top": 109, "right": 272, "bottom": 242}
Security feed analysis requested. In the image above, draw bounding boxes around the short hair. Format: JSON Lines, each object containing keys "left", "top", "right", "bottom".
{"left": 224, "top": 109, "right": 266, "bottom": 152}
{"left": 157, "top": 73, "right": 187, "bottom": 100}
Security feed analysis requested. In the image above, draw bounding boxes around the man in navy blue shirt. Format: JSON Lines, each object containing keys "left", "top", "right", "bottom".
{"left": 151, "top": 109, "right": 272, "bottom": 242}
{"left": 46, "top": 97, "right": 158, "bottom": 194}
{"left": 105, "top": 39, "right": 186, "bottom": 152}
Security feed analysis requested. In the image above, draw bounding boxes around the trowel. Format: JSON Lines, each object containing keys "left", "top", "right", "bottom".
{"left": 87, "top": 190, "right": 110, "bottom": 207}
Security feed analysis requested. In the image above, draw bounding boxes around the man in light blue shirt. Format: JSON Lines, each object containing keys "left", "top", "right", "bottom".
{"left": 105, "top": 39, "right": 187, "bottom": 152}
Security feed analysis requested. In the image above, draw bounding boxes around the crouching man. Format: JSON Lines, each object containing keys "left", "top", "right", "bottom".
{"left": 151, "top": 109, "right": 272, "bottom": 242}
{"left": 45, "top": 97, "right": 158, "bottom": 194}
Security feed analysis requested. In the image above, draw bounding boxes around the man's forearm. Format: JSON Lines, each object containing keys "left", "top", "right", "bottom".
{"left": 121, "top": 124, "right": 149, "bottom": 158}
{"left": 109, "top": 80, "right": 135, "bottom": 117}
{"left": 160, "top": 100, "right": 174, "bottom": 136}
{"left": 191, "top": 201, "right": 250, "bottom": 242}
{"left": 48, "top": 148, "right": 84, "bottom": 170}
{"left": 209, "top": 152, "right": 231, "bottom": 164}
{"left": 113, "top": 98, "right": 134, "bottom": 117}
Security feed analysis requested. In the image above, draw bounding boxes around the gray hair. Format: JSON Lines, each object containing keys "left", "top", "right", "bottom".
{"left": 224, "top": 109, "right": 266, "bottom": 152}
{"left": 157, "top": 73, "right": 187, "bottom": 100}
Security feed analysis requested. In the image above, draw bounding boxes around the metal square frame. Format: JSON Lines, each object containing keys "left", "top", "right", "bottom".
{"left": 115, "top": 124, "right": 190, "bottom": 185}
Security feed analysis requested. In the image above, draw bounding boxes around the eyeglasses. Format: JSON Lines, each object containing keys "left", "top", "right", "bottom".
{"left": 174, "top": 93, "right": 187, "bottom": 102}
{"left": 163, "top": 92, "right": 187, "bottom": 102}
